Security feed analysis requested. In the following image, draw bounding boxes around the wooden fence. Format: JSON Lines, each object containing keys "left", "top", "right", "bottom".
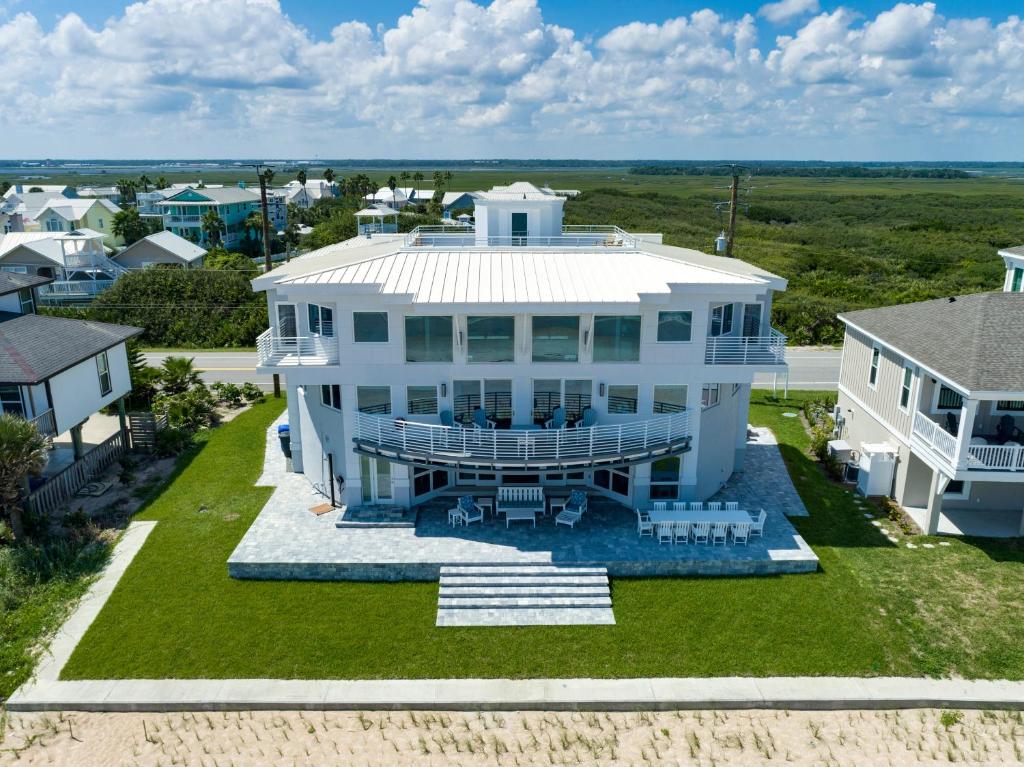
{"left": 27, "top": 430, "right": 129, "bottom": 516}
{"left": 128, "top": 411, "right": 167, "bottom": 451}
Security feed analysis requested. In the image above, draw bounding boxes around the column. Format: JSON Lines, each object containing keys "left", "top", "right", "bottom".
{"left": 953, "top": 398, "right": 979, "bottom": 469}
{"left": 70, "top": 423, "right": 85, "bottom": 460}
{"left": 924, "top": 469, "right": 949, "bottom": 535}
{"left": 117, "top": 396, "right": 129, "bottom": 448}
{"left": 733, "top": 383, "right": 752, "bottom": 471}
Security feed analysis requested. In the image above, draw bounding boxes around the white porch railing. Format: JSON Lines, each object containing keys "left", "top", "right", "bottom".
{"left": 912, "top": 410, "right": 958, "bottom": 462}
{"left": 256, "top": 328, "right": 339, "bottom": 366}
{"left": 402, "top": 225, "right": 641, "bottom": 249}
{"left": 29, "top": 409, "right": 56, "bottom": 437}
{"left": 705, "top": 328, "right": 787, "bottom": 365}
{"left": 967, "top": 444, "right": 1024, "bottom": 472}
{"left": 353, "top": 411, "right": 690, "bottom": 467}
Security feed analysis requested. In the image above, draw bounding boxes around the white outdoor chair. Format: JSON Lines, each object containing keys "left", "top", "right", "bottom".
{"left": 652, "top": 501, "right": 668, "bottom": 511}
{"left": 689, "top": 502, "right": 703, "bottom": 511}
{"left": 672, "top": 502, "right": 687, "bottom": 511}
{"left": 673, "top": 520, "right": 691, "bottom": 544}
{"left": 749, "top": 509, "right": 766, "bottom": 538}
{"left": 711, "top": 521, "right": 729, "bottom": 546}
{"left": 636, "top": 508, "right": 654, "bottom": 537}
{"left": 707, "top": 502, "right": 723, "bottom": 512}
{"left": 691, "top": 521, "right": 710, "bottom": 545}
{"left": 724, "top": 502, "right": 739, "bottom": 511}
{"left": 731, "top": 522, "right": 750, "bottom": 546}
{"left": 656, "top": 521, "right": 675, "bottom": 544}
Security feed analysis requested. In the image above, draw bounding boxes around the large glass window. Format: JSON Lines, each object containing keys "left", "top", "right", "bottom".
{"left": 936, "top": 385, "right": 963, "bottom": 410}
{"left": 653, "top": 385, "right": 687, "bottom": 414}
{"left": 710, "top": 304, "right": 734, "bottom": 337}
{"left": 532, "top": 316, "right": 579, "bottom": 362}
{"left": 353, "top": 311, "right": 388, "bottom": 342}
{"left": 405, "top": 316, "right": 453, "bottom": 362}
{"left": 650, "top": 455, "right": 681, "bottom": 499}
{"left": 607, "top": 385, "right": 639, "bottom": 414}
{"left": 96, "top": 351, "right": 112, "bottom": 396}
{"left": 413, "top": 466, "right": 449, "bottom": 496}
{"left": 453, "top": 380, "right": 481, "bottom": 424}
{"left": 564, "top": 379, "right": 592, "bottom": 423}
{"left": 307, "top": 303, "right": 334, "bottom": 337}
{"left": 701, "top": 383, "right": 720, "bottom": 408}
{"left": 0, "top": 386, "right": 24, "bottom": 417}
{"left": 467, "top": 316, "right": 514, "bottom": 363}
{"left": 593, "top": 315, "right": 641, "bottom": 362}
{"left": 484, "top": 379, "right": 513, "bottom": 425}
{"left": 357, "top": 386, "right": 391, "bottom": 414}
{"left": 407, "top": 386, "right": 438, "bottom": 415}
{"left": 594, "top": 467, "right": 630, "bottom": 496}
{"left": 511, "top": 212, "right": 528, "bottom": 242}
{"left": 657, "top": 311, "right": 692, "bottom": 342}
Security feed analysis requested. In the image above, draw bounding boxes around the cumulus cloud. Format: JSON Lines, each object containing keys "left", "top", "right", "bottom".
{"left": 758, "top": 0, "right": 820, "bottom": 25}
{"left": 0, "top": 0, "right": 1022, "bottom": 157}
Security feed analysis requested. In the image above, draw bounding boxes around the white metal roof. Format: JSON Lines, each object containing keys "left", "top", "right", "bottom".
{"left": 38, "top": 197, "right": 120, "bottom": 220}
{"left": 477, "top": 182, "right": 557, "bottom": 201}
{"left": 355, "top": 206, "right": 399, "bottom": 217}
{"left": 276, "top": 248, "right": 762, "bottom": 303}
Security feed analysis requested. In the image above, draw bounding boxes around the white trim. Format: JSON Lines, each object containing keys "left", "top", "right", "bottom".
{"left": 943, "top": 479, "right": 971, "bottom": 500}
{"left": 837, "top": 383, "right": 910, "bottom": 447}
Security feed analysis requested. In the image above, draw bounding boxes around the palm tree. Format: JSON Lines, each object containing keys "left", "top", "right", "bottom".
{"left": 160, "top": 356, "right": 202, "bottom": 395}
{"left": 444, "top": 170, "right": 454, "bottom": 187}
{"left": 387, "top": 175, "right": 398, "bottom": 205}
{"left": 200, "top": 209, "right": 225, "bottom": 247}
{"left": 139, "top": 174, "right": 151, "bottom": 193}
{"left": 155, "top": 176, "right": 169, "bottom": 190}
{"left": 116, "top": 178, "right": 138, "bottom": 206}
{"left": 323, "top": 168, "right": 335, "bottom": 185}
{"left": 432, "top": 170, "right": 444, "bottom": 191}
{"left": 245, "top": 211, "right": 266, "bottom": 241}
{"left": 412, "top": 171, "right": 424, "bottom": 184}
{"left": 296, "top": 169, "right": 309, "bottom": 208}
{"left": 399, "top": 171, "right": 410, "bottom": 194}
{"left": 0, "top": 413, "right": 48, "bottom": 540}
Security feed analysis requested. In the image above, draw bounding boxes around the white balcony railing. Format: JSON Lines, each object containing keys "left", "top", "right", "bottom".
{"left": 705, "top": 328, "right": 787, "bottom": 365}
{"left": 256, "top": 328, "right": 339, "bottom": 366}
{"left": 912, "top": 411, "right": 958, "bottom": 461}
{"left": 967, "top": 444, "right": 1024, "bottom": 472}
{"left": 353, "top": 411, "right": 691, "bottom": 469}
{"left": 402, "top": 225, "right": 641, "bottom": 249}
{"left": 29, "top": 409, "right": 56, "bottom": 437}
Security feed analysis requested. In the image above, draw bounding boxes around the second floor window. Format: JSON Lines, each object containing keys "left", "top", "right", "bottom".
{"left": 607, "top": 384, "right": 639, "bottom": 414}
{"left": 96, "top": 351, "right": 112, "bottom": 396}
{"left": 407, "top": 386, "right": 438, "bottom": 415}
{"left": 869, "top": 347, "right": 880, "bottom": 387}
{"left": 307, "top": 304, "right": 334, "bottom": 337}
{"left": 405, "top": 316, "right": 453, "bottom": 362}
{"left": 357, "top": 386, "right": 391, "bottom": 415}
{"left": 710, "top": 304, "right": 733, "bottom": 336}
{"left": 657, "top": 311, "right": 692, "bottom": 342}
{"left": 653, "top": 385, "right": 687, "bottom": 414}
{"left": 532, "top": 316, "right": 579, "bottom": 362}
{"left": 320, "top": 384, "right": 341, "bottom": 410}
{"left": 467, "top": 316, "right": 514, "bottom": 363}
{"left": 353, "top": 312, "right": 388, "bottom": 343}
{"left": 899, "top": 366, "right": 914, "bottom": 410}
{"left": 593, "top": 315, "right": 641, "bottom": 362}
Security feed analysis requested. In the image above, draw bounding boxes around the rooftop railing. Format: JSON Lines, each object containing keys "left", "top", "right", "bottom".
{"left": 402, "top": 225, "right": 641, "bottom": 249}
{"left": 705, "top": 328, "right": 787, "bottom": 366}
{"left": 353, "top": 411, "right": 691, "bottom": 470}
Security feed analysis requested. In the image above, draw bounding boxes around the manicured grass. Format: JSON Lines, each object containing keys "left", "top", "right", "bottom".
{"left": 61, "top": 393, "right": 1024, "bottom": 681}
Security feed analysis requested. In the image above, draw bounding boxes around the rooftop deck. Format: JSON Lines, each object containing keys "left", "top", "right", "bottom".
{"left": 402, "top": 225, "right": 642, "bottom": 249}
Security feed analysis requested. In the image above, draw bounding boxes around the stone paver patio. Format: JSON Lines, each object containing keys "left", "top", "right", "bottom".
{"left": 228, "top": 417, "right": 818, "bottom": 580}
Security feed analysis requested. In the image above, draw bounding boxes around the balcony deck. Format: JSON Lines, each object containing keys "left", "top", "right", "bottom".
{"left": 256, "top": 328, "right": 338, "bottom": 367}
{"left": 705, "top": 328, "right": 787, "bottom": 366}
{"left": 353, "top": 412, "right": 691, "bottom": 471}
{"left": 402, "top": 225, "right": 641, "bottom": 249}
{"left": 911, "top": 411, "right": 1024, "bottom": 474}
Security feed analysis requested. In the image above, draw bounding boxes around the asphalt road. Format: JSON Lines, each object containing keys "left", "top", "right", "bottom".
{"left": 144, "top": 347, "right": 842, "bottom": 392}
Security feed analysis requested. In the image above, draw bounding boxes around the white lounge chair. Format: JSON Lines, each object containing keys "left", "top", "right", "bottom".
{"left": 636, "top": 508, "right": 654, "bottom": 537}
{"left": 724, "top": 501, "right": 739, "bottom": 511}
{"left": 749, "top": 509, "right": 766, "bottom": 538}
{"left": 656, "top": 521, "right": 674, "bottom": 544}
{"left": 707, "top": 502, "right": 722, "bottom": 512}
{"left": 711, "top": 521, "right": 729, "bottom": 546}
{"left": 673, "top": 520, "right": 691, "bottom": 544}
{"left": 555, "top": 490, "right": 587, "bottom": 528}
{"left": 691, "top": 520, "right": 710, "bottom": 545}
{"left": 731, "top": 522, "right": 750, "bottom": 546}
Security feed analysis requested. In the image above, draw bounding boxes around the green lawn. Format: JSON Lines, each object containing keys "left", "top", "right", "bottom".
{"left": 60, "top": 393, "right": 1024, "bottom": 681}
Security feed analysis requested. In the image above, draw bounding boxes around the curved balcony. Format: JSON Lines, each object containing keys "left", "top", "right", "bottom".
{"left": 353, "top": 411, "right": 691, "bottom": 471}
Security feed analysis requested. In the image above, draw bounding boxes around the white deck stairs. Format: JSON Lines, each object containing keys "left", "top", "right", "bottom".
{"left": 435, "top": 564, "right": 615, "bottom": 626}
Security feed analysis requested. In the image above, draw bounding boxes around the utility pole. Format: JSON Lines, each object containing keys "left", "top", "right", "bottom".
{"left": 248, "top": 163, "right": 281, "bottom": 398}
{"left": 726, "top": 170, "right": 739, "bottom": 258}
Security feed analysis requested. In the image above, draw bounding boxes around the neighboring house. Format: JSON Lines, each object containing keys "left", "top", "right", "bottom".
{"left": 1000, "top": 246, "right": 1024, "bottom": 292}
{"left": 5, "top": 191, "right": 73, "bottom": 230}
{"left": 252, "top": 181, "right": 788, "bottom": 510}
{"left": 441, "top": 191, "right": 477, "bottom": 217}
{"left": 112, "top": 230, "right": 207, "bottom": 269}
{"left": 34, "top": 197, "right": 123, "bottom": 247}
{"left": 264, "top": 188, "right": 288, "bottom": 232}
{"left": 158, "top": 186, "right": 261, "bottom": 248}
{"left": 281, "top": 179, "right": 338, "bottom": 210}
{"left": 0, "top": 271, "right": 141, "bottom": 442}
{"left": 354, "top": 205, "right": 399, "bottom": 235}
{"left": 0, "top": 229, "right": 128, "bottom": 302}
{"left": 363, "top": 187, "right": 409, "bottom": 209}
{"left": 76, "top": 186, "right": 122, "bottom": 203}
{"left": 136, "top": 189, "right": 174, "bottom": 217}
{"left": 835, "top": 251, "right": 1024, "bottom": 536}
{"left": 1, "top": 196, "right": 24, "bottom": 234}
{"left": 2, "top": 184, "right": 75, "bottom": 199}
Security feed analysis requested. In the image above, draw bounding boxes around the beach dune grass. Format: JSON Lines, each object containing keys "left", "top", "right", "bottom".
{"left": 59, "top": 393, "right": 1024, "bottom": 682}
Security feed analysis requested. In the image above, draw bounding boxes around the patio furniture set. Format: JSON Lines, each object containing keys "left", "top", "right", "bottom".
{"left": 448, "top": 487, "right": 589, "bottom": 529}
{"left": 635, "top": 501, "right": 766, "bottom": 546}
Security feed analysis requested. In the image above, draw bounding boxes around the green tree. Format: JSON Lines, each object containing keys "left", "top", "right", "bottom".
{"left": 28, "top": 186, "right": 43, "bottom": 193}
{"left": 0, "top": 413, "right": 48, "bottom": 540}
{"left": 412, "top": 171, "right": 424, "bottom": 183}
{"left": 204, "top": 247, "right": 258, "bottom": 275}
{"left": 111, "top": 208, "right": 149, "bottom": 245}
{"left": 444, "top": 170, "right": 453, "bottom": 186}
{"left": 244, "top": 211, "right": 266, "bottom": 241}
{"left": 124, "top": 341, "right": 161, "bottom": 410}
{"left": 432, "top": 170, "right": 444, "bottom": 190}
{"left": 399, "top": 171, "right": 410, "bottom": 188}
{"left": 200, "top": 209, "right": 225, "bottom": 247}
{"left": 387, "top": 175, "right": 398, "bottom": 203}
{"left": 323, "top": 168, "right": 335, "bottom": 185}
{"left": 160, "top": 356, "right": 201, "bottom": 395}
{"left": 155, "top": 177, "right": 169, "bottom": 190}
{"left": 305, "top": 210, "right": 357, "bottom": 249}
{"left": 296, "top": 169, "right": 308, "bottom": 208}
{"left": 138, "top": 174, "right": 151, "bottom": 193}
{"left": 116, "top": 178, "right": 138, "bottom": 205}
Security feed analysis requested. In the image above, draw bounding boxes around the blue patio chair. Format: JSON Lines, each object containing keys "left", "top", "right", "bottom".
{"left": 996, "top": 415, "right": 1022, "bottom": 443}
{"left": 545, "top": 406, "right": 566, "bottom": 430}
{"left": 457, "top": 495, "right": 484, "bottom": 526}
{"left": 555, "top": 489, "right": 587, "bottom": 528}
{"left": 440, "top": 410, "right": 455, "bottom": 427}
{"left": 573, "top": 408, "right": 597, "bottom": 429}
{"left": 472, "top": 407, "right": 496, "bottom": 430}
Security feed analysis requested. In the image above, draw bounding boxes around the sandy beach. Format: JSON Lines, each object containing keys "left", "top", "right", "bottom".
{"left": 2, "top": 708, "right": 1022, "bottom": 765}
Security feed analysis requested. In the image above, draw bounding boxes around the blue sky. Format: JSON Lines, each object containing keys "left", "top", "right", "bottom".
{"left": 3, "top": 0, "right": 1023, "bottom": 159}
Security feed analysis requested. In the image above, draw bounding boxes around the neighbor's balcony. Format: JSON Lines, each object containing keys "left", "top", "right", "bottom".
{"left": 912, "top": 411, "right": 1024, "bottom": 473}
{"left": 29, "top": 409, "right": 56, "bottom": 437}
{"left": 353, "top": 411, "right": 691, "bottom": 471}
{"left": 403, "top": 225, "right": 641, "bottom": 249}
{"left": 705, "top": 328, "right": 787, "bottom": 366}
{"left": 256, "top": 328, "right": 339, "bottom": 367}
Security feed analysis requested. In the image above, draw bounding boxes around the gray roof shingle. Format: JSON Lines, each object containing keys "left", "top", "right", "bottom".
{"left": 0, "top": 272, "right": 52, "bottom": 296}
{"left": 0, "top": 315, "right": 142, "bottom": 384}
{"left": 839, "top": 291, "right": 1024, "bottom": 393}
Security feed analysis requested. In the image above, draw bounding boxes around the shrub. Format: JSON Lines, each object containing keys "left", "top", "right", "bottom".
{"left": 153, "top": 386, "right": 219, "bottom": 432}
{"left": 154, "top": 427, "right": 193, "bottom": 457}
{"left": 212, "top": 382, "right": 244, "bottom": 408}
{"left": 240, "top": 382, "right": 265, "bottom": 403}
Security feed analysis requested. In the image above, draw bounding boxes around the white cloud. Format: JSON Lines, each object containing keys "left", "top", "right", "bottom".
{"left": 758, "top": 0, "right": 820, "bottom": 25}
{"left": 0, "top": 0, "right": 1022, "bottom": 158}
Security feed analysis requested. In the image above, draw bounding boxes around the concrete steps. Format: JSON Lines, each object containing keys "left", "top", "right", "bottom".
{"left": 435, "top": 564, "right": 615, "bottom": 626}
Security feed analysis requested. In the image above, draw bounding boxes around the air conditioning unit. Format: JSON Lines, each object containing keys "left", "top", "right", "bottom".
{"left": 827, "top": 439, "right": 852, "bottom": 463}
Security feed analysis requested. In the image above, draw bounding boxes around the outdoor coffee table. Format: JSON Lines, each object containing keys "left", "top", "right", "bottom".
{"left": 504, "top": 508, "right": 537, "bottom": 528}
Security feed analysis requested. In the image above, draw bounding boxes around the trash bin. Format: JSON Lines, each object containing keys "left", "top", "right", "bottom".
{"left": 277, "top": 424, "right": 291, "bottom": 458}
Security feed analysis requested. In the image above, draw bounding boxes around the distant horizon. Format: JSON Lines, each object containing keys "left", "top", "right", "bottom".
{"left": 2, "top": 159, "right": 1022, "bottom": 167}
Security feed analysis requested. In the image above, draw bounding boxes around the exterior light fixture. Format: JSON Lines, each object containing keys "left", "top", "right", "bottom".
{"left": 440, "top": 383, "right": 447, "bottom": 398}
{"left": 599, "top": 383, "right": 606, "bottom": 397}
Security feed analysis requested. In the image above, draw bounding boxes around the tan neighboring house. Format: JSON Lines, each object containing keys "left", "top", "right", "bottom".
{"left": 835, "top": 251, "right": 1024, "bottom": 537}
{"left": 112, "top": 230, "right": 206, "bottom": 269}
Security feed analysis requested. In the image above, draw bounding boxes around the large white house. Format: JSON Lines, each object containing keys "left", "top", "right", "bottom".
{"left": 835, "top": 250, "right": 1024, "bottom": 536}
{"left": 252, "top": 182, "right": 788, "bottom": 511}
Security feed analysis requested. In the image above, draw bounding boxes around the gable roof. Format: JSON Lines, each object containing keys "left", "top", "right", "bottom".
{"left": 161, "top": 187, "right": 260, "bottom": 205}
{"left": 116, "top": 230, "right": 206, "bottom": 263}
{"left": 477, "top": 182, "right": 557, "bottom": 201}
{"left": 839, "top": 291, "right": 1024, "bottom": 393}
{"left": 0, "top": 314, "right": 141, "bottom": 384}
{"left": 38, "top": 197, "right": 120, "bottom": 221}
{"left": 0, "top": 272, "right": 52, "bottom": 296}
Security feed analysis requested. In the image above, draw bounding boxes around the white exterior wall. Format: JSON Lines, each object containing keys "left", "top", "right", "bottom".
{"left": 473, "top": 198, "right": 564, "bottom": 243}
{"left": 47, "top": 343, "right": 131, "bottom": 435}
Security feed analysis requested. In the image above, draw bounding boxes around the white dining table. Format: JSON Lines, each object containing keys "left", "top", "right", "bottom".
{"left": 647, "top": 508, "right": 752, "bottom": 525}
